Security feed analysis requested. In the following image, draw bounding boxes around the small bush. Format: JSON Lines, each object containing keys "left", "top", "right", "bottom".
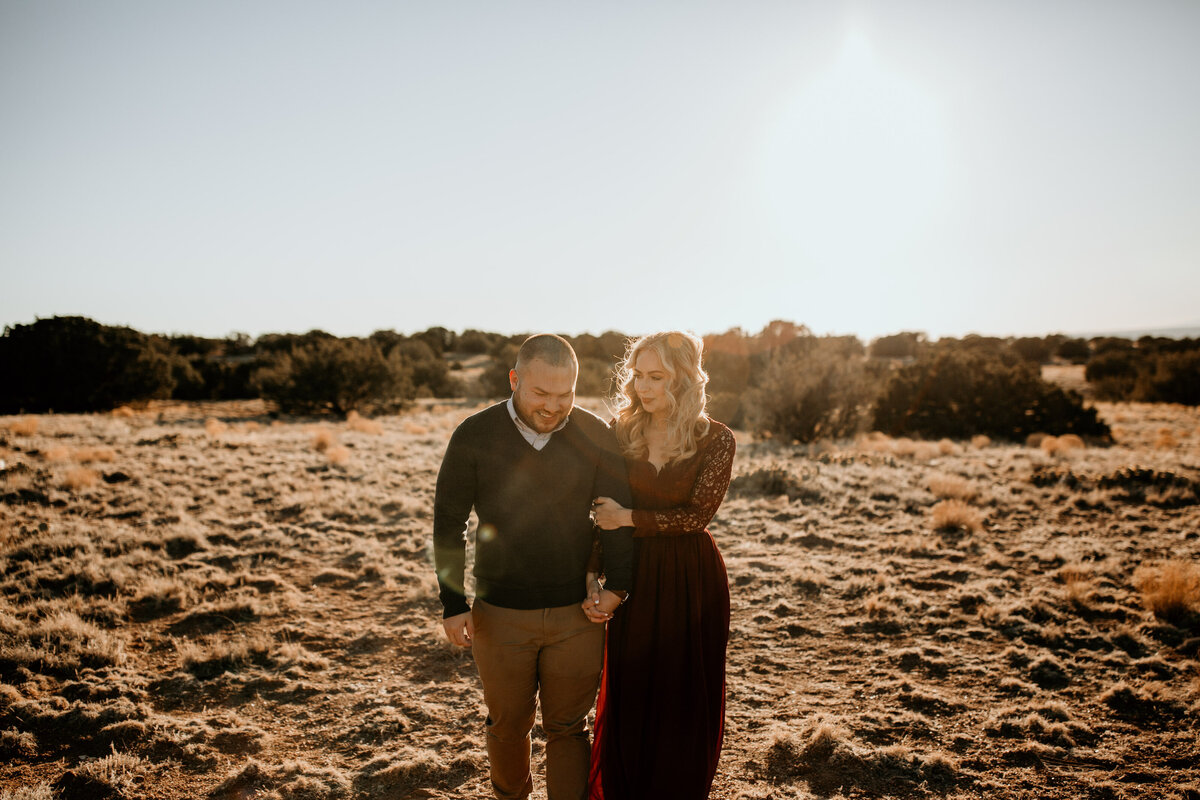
{"left": 930, "top": 500, "right": 983, "bottom": 534}
{"left": 875, "top": 351, "right": 1110, "bottom": 442}
{"left": 0, "top": 316, "right": 176, "bottom": 413}
{"left": 928, "top": 474, "right": 977, "bottom": 502}
{"left": 346, "top": 410, "right": 383, "bottom": 435}
{"left": 62, "top": 468, "right": 100, "bottom": 491}
{"left": 1134, "top": 560, "right": 1200, "bottom": 626}
{"left": 749, "top": 338, "right": 885, "bottom": 443}
{"left": 253, "top": 338, "right": 413, "bottom": 414}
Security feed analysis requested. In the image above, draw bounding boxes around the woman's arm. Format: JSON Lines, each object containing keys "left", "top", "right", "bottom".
{"left": 630, "top": 426, "right": 736, "bottom": 536}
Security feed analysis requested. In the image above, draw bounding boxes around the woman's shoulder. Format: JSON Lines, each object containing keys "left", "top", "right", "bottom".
{"left": 698, "top": 417, "right": 735, "bottom": 452}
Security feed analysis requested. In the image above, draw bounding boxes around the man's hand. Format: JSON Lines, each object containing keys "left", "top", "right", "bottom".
{"left": 592, "top": 497, "right": 632, "bottom": 530}
{"left": 581, "top": 589, "right": 623, "bottom": 623}
{"left": 442, "top": 611, "right": 474, "bottom": 647}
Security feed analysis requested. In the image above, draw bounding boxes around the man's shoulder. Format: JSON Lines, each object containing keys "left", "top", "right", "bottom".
{"left": 450, "top": 401, "right": 509, "bottom": 438}
{"left": 565, "top": 407, "right": 618, "bottom": 449}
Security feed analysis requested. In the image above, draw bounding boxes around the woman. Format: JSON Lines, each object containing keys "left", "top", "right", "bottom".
{"left": 584, "top": 330, "right": 735, "bottom": 800}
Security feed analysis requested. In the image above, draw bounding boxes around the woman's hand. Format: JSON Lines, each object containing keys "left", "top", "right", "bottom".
{"left": 592, "top": 496, "right": 633, "bottom": 530}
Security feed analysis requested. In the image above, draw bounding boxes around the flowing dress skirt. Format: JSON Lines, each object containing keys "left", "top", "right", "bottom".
{"left": 589, "top": 530, "right": 730, "bottom": 800}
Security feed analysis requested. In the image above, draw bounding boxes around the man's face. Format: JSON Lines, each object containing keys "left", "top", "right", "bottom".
{"left": 509, "top": 359, "right": 577, "bottom": 434}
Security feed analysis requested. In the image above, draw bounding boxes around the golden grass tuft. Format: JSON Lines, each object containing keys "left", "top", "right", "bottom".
{"left": 1025, "top": 432, "right": 1048, "bottom": 449}
{"left": 930, "top": 499, "right": 983, "bottom": 534}
{"left": 1133, "top": 560, "right": 1200, "bottom": 624}
{"left": 1056, "top": 563, "right": 1094, "bottom": 608}
{"left": 402, "top": 421, "right": 431, "bottom": 436}
{"left": 62, "top": 467, "right": 100, "bottom": 491}
{"left": 856, "top": 432, "right": 894, "bottom": 454}
{"left": 928, "top": 474, "right": 978, "bottom": 502}
{"left": 240, "top": 420, "right": 262, "bottom": 433}
{"left": 311, "top": 426, "right": 337, "bottom": 452}
{"left": 326, "top": 445, "right": 351, "bottom": 466}
{"left": 7, "top": 417, "right": 39, "bottom": 436}
{"left": 347, "top": 410, "right": 383, "bottom": 435}
{"left": 43, "top": 446, "right": 72, "bottom": 462}
{"left": 111, "top": 405, "right": 136, "bottom": 418}
{"left": 970, "top": 434, "right": 991, "bottom": 449}
{"left": 74, "top": 446, "right": 116, "bottom": 463}
{"left": 1154, "top": 428, "right": 1178, "bottom": 449}
{"left": 936, "top": 438, "right": 960, "bottom": 456}
{"left": 205, "top": 417, "right": 229, "bottom": 436}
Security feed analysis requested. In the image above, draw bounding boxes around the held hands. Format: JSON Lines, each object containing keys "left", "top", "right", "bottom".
{"left": 592, "top": 496, "right": 632, "bottom": 530}
{"left": 582, "top": 589, "right": 623, "bottom": 623}
{"left": 442, "top": 611, "right": 474, "bottom": 647}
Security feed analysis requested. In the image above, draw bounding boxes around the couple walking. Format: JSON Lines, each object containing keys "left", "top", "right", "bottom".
{"left": 433, "top": 331, "right": 735, "bottom": 800}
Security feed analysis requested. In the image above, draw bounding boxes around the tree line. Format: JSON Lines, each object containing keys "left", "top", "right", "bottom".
{"left": 3, "top": 316, "right": 1197, "bottom": 440}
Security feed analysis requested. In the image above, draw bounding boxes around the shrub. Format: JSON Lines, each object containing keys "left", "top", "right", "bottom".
{"left": 0, "top": 316, "right": 176, "bottom": 413}
{"left": 1133, "top": 560, "right": 1200, "bottom": 626}
{"left": 869, "top": 331, "right": 926, "bottom": 359}
{"left": 874, "top": 351, "right": 1110, "bottom": 442}
{"left": 253, "top": 338, "right": 412, "bottom": 414}
{"left": 1135, "top": 350, "right": 1200, "bottom": 405}
{"left": 1085, "top": 350, "right": 1140, "bottom": 400}
{"left": 749, "top": 338, "right": 885, "bottom": 443}
{"left": 930, "top": 500, "right": 983, "bottom": 534}
{"left": 1011, "top": 337, "right": 1052, "bottom": 364}
{"left": 1056, "top": 338, "right": 1090, "bottom": 363}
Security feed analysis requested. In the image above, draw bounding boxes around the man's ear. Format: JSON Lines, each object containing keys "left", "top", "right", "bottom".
{"left": 509, "top": 369, "right": 519, "bottom": 392}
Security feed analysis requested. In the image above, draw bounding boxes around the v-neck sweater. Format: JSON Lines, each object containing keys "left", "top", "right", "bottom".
{"left": 433, "top": 401, "right": 635, "bottom": 617}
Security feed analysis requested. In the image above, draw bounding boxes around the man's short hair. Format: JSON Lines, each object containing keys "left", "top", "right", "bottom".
{"left": 515, "top": 334, "right": 578, "bottom": 372}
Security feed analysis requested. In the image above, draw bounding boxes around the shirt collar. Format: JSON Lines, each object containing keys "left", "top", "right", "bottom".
{"left": 507, "top": 396, "right": 568, "bottom": 445}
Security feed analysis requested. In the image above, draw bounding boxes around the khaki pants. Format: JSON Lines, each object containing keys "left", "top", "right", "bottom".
{"left": 471, "top": 600, "right": 605, "bottom": 800}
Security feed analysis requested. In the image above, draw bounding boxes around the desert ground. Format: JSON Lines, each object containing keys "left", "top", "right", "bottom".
{"left": 2, "top": 377, "right": 1199, "bottom": 799}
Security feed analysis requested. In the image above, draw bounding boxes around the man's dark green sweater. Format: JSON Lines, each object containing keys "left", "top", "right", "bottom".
{"left": 432, "top": 401, "right": 635, "bottom": 618}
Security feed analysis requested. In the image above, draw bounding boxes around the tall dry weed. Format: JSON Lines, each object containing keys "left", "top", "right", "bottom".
{"left": 62, "top": 467, "right": 100, "bottom": 491}
{"left": 205, "top": 418, "right": 229, "bottom": 436}
{"left": 346, "top": 410, "right": 383, "bottom": 435}
{"left": 74, "top": 446, "right": 116, "bottom": 463}
{"left": 928, "top": 474, "right": 978, "bottom": 502}
{"left": 930, "top": 500, "right": 983, "bottom": 534}
{"left": 326, "top": 445, "right": 351, "bottom": 466}
{"left": 311, "top": 427, "right": 337, "bottom": 452}
{"left": 1133, "top": 560, "right": 1200, "bottom": 624}
{"left": 7, "top": 417, "right": 39, "bottom": 436}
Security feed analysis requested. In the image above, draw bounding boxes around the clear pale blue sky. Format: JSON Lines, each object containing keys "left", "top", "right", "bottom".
{"left": 2, "top": 1, "right": 1198, "bottom": 342}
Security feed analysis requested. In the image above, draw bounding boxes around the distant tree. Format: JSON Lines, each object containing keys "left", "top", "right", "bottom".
{"left": 875, "top": 351, "right": 1110, "bottom": 441}
{"left": 870, "top": 331, "right": 926, "bottom": 359}
{"left": 252, "top": 338, "right": 411, "bottom": 414}
{"left": 1056, "top": 338, "right": 1090, "bottom": 363}
{"left": 0, "top": 316, "right": 175, "bottom": 413}
{"left": 1011, "top": 337, "right": 1052, "bottom": 364}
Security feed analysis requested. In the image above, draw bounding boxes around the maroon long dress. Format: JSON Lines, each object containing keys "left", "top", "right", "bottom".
{"left": 589, "top": 420, "right": 735, "bottom": 800}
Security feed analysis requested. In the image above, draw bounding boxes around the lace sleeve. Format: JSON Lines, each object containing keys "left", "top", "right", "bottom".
{"left": 630, "top": 426, "right": 735, "bottom": 537}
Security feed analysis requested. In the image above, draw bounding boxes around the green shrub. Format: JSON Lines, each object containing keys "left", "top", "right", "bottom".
{"left": 1085, "top": 351, "right": 1140, "bottom": 400}
{"left": 748, "top": 337, "right": 884, "bottom": 443}
{"left": 0, "top": 316, "right": 176, "bottom": 413}
{"left": 1135, "top": 350, "right": 1200, "bottom": 405}
{"left": 1056, "top": 338, "right": 1090, "bottom": 364}
{"left": 252, "top": 338, "right": 412, "bottom": 414}
{"left": 874, "top": 351, "right": 1110, "bottom": 441}
{"left": 870, "top": 331, "right": 926, "bottom": 359}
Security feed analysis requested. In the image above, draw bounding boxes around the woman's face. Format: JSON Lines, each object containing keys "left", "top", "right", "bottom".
{"left": 632, "top": 348, "right": 670, "bottom": 416}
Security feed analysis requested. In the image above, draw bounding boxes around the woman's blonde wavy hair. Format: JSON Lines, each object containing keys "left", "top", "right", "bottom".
{"left": 613, "top": 331, "right": 711, "bottom": 464}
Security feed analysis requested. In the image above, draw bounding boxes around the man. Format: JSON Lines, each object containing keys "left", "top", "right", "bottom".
{"left": 433, "top": 334, "right": 634, "bottom": 800}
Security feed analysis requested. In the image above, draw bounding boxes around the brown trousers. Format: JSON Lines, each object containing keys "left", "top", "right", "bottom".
{"left": 471, "top": 600, "right": 605, "bottom": 800}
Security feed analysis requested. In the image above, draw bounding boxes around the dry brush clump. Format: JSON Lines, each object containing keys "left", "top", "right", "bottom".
{"left": 1133, "top": 560, "right": 1200, "bottom": 627}
{"left": 345, "top": 410, "right": 383, "bottom": 435}
{"left": 763, "top": 717, "right": 959, "bottom": 795}
{"left": 930, "top": 499, "right": 984, "bottom": 535}
{"left": 928, "top": 474, "right": 978, "bottom": 502}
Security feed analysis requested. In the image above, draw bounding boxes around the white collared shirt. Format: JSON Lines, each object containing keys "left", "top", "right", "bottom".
{"left": 507, "top": 396, "right": 567, "bottom": 451}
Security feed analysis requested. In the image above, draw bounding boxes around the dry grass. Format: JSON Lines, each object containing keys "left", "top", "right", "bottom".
{"left": 1041, "top": 434, "right": 1086, "bottom": 457}
{"left": 970, "top": 434, "right": 991, "bottom": 449}
{"left": 112, "top": 405, "right": 136, "bottom": 418}
{"left": 346, "top": 411, "right": 383, "bottom": 435}
{"left": 43, "top": 446, "right": 71, "bottom": 462}
{"left": 205, "top": 418, "right": 229, "bottom": 436}
{"left": 7, "top": 417, "right": 39, "bottom": 436}
{"left": 74, "top": 446, "right": 116, "bottom": 463}
{"left": 1155, "top": 428, "right": 1178, "bottom": 449}
{"left": 310, "top": 426, "right": 337, "bottom": 452}
{"left": 326, "top": 445, "right": 351, "bottom": 466}
{"left": 61, "top": 467, "right": 100, "bottom": 491}
{"left": 930, "top": 499, "right": 983, "bottom": 534}
{"left": 1133, "top": 560, "right": 1200, "bottom": 624}
{"left": 928, "top": 474, "right": 978, "bottom": 502}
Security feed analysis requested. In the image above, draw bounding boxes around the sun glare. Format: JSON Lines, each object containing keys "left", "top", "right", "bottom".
{"left": 757, "top": 30, "right": 953, "bottom": 276}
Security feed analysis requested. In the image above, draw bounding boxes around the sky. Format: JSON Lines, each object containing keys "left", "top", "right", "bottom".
{"left": 2, "top": 1, "right": 1198, "bottom": 343}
